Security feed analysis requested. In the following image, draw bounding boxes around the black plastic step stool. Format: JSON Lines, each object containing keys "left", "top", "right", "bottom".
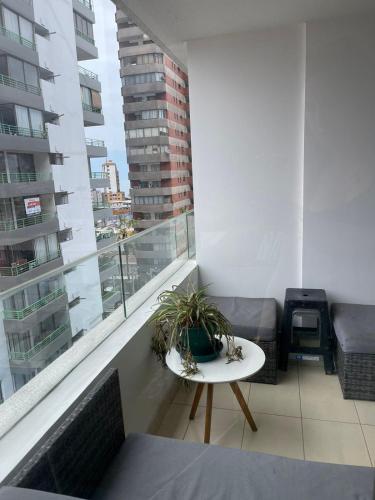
{"left": 279, "top": 288, "right": 334, "bottom": 374}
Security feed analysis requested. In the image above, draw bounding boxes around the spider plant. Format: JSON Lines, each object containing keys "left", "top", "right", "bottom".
{"left": 151, "top": 285, "right": 243, "bottom": 375}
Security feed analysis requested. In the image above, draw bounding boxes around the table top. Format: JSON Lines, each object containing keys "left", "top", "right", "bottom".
{"left": 285, "top": 288, "right": 327, "bottom": 302}
{"left": 165, "top": 337, "right": 266, "bottom": 384}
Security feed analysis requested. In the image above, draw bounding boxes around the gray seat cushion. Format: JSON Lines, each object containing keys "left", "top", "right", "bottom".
{"left": 94, "top": 433, "right": 374, "bottom": 500}
{"left": 332, "top": 303, "right": 375, "bottom": 354}
{"left": 207, "top": 296, "right": 277, "bottom": 342}
{"left": 0, "top": 487, "right": 81, "bottom": 500}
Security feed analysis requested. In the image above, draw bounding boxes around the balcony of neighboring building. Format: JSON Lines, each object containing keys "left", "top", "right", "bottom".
{"left": 0, "top": 171, "right": 55, "bottom": 198}
{"left": 98, "top": 253, "right": 119, "bottom": 280}
{"left": 74, "top": 10, "right": 97, "bottom": 61}
{"left": 0, "top": 56, "right": 43, "bottom": 109}
{"left": 86, "top": 138, "right": 107, "bottom": 158}
{"left": 81, "top": 86, "right": 104, "bottom": 126}
{"left": 0, "top": 212, "right": 59, "bottom": 246}
{"left": 3, "top": 287, "right": 68, "bottom": 332}
{"left": 92, "top": 201, "right": 112, "bottom": 221}
{"left": 122, "top": 80, "right": 166, "bottom": 97}
{"left": 0, "top": 237, "right": 63, "bottom": 291}
{"left": 116, "top": 25, "right": 144, "bottom": 42}
{"left": 0, "top": 7, "right": 38, "bottom": 66}
{"left": 1, "top": 0, "right": 34, "bottom": 25}
{"left": 8, "top": 322, "right": 72, "bottom": 369}
{"left": 73, "top": 0, "right": 95, "bottom": 24}
{"left": 78, "top": 66, "right": 101, "bottom": 93}
{"left": 90, "top": 171, "right": 110, "bottom": 189}
{"left": 0, "top": 104, "right": 50, "bottom": 153}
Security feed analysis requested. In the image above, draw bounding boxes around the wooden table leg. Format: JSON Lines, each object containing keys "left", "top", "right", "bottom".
{"left": 189, "top": 383, "right": 204, "bottom": 420}
{"left": 204, "top": 384, "right": 214, "bottom": 443}
{"left": 230, "top": 381, "right": 257, "bottom": 432}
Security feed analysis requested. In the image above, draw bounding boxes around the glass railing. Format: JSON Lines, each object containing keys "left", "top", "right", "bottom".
{"left": 92, "top": 201, "right": 111, "bottom": 210}
{"left": 0, "top": 172, "right": 50, "bottom": 184}
{"left": 0, "top": 249, "right": 61, "bottom": 277}
{"left": 3, "top": 288, "right": 66, "bottom": 320}
{"left": 78, "top": 66, "right": 98, "bottom": 80}
{"left": 75, "top": 28, "right": 95, "bottom": 45}
{"left": 82, "top": 102, "right": 102, "bottom": 114}
{"left": 8, "top": 323, "right": 70, "bottom": 361}
{"left": 0, "top": 26, "right": 36, "bottom": 51}
{"left": 91, "top": 172, "right": 109, "bottom": 179}
{"left": 86, "top": 138, "right": 105, "bottom": 147}
{"left": 0, "top": 211, "right": 194, "bottom": 403}
{"left": 0, "top": 123, "right": 48, "bottom": 139}
{"left": 0, "top": 74, "right": 41, "bottom": 95}
{"left": 77, "top": 0, "right": 93, "bottom": 11}
{"left": 0, "top": 213, "right": 55, "bottom": 232}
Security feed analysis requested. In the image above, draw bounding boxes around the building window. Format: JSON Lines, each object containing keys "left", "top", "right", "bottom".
{"left": 73, "top": 11, "right": 94, "bottom": 40}
{"left": 121, "top": 53, "right": 163, "bottom": 67}
{"left": 1, "top": 6, "right": 34, "bottom": 43}
{"left": 122, "top": 72, "right": 165, "bottom": 86}
{"left": 125, "top": 126, "right": 168, "bottom": 139}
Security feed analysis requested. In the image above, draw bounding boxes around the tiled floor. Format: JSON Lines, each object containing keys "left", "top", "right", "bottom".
{"left": 154, "top": 361, "right": 375, "bottom": 467}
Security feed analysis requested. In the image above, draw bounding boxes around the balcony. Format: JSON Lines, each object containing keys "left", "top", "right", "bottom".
{"left": 0, "top": 213, "right": 59, "bottom": 246}
{"left": 0, "top": 172, "right": 54, "bottom": 197}
{"left": 82, "top": 102, "right": 105, "bottom": 126}
{"left": 0, "top": 249, "right": 62, "bottom": 291}
{"left": 86, "top": 137, "right": 107, "bottom": 158}
{"left": 78, "top": 66, "right": 101, "bottom": 92}
{"left": 8, "top": 323, "right": 71, "bottom": 362}
{"left": 92, "top": 201, "right": 112, "bottom": 221}
{"left": 73, "top": 0, "right": 95, "bottom": 24}
{"left": 3, "top": 288, "right": 66, "bottom": 320}
{"left": 90, "top": 171, "right": 110, "bottom": 189}
{"left": 75, "top": 28, "right": 98, "bottom": 61}
{"left": 0, "top": 122, "right": 49, "bottom": 153}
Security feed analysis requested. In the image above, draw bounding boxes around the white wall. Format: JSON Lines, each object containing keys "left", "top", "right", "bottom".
{"left": 34, "top": 0, "right": 103, "bottom": 329}
{"left": 188, "top": 26, "right": 306, "bottom": 303}
{"left": 302, "top": 15, "right": 375, "bottom": 304}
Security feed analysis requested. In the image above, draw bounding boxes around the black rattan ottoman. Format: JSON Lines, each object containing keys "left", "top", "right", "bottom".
{"left": 207, "top": 297, "right": 278, "bottom": 384}
{"left": 332, "top": 303, "right": 375, "bottom": 401}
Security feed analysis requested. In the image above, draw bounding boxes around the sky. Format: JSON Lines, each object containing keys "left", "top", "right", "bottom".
{"left": 83, "top": 0, "right": 129, "bottom": 193}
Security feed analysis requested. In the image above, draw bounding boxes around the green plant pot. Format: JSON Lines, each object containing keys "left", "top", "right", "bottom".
{"left": 181, "top": 327, "right": 221, "bottom": 363}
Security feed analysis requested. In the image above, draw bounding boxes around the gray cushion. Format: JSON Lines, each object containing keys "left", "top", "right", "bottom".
{"left": 0, "top": 487, "right": 81, "bottom": 500}
{"left": 94, "top": 433, "right": 374, "bottom": 500}
{"left": 332, "top": 303, "right": 375, "bottom": 354}
{"left": 207, "top": 296, "right": 277, "bottom": 342}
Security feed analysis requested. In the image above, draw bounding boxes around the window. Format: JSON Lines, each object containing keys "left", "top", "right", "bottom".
{"left": 73, "top": 11, "right": 94, "bottom": 40}
{"left": 14, "top": 105, "right": 44, "bottom": 136}
{"left": 122, "top": 72, "right": 165, "bottom": 86}
{"left": 125, "top": 126, "right": 168, "bottom": 139}
{"left": 134, "top": 196, "right": 164, "bottom": 205}
{"left": 49, "top": 153, "right": 64, "bottom": 165}
{"left": 128, "top": 145, "right": 169, "bottom": 156}
{"left": 2, "top": 7, "right": 33, "bottom": 43}
{"left": 121, "top": 53, "right": 163, "bottom": 67}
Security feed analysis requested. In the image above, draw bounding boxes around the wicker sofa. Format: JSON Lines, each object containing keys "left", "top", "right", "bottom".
{"left": 332, "top": 303, "right": 375, "bottom": 400}
{"left": 2, "top": 369, "right": 374, "bottom": 500}
{"left": 208, "top": 296, "right": 278, "bottom": 384}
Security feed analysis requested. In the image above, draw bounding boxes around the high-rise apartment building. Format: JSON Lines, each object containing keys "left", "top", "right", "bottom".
{"left": 0, "top": 0, "right": 112, "bottom": 401}
{"left": 115, "top": 8, "right": 193, "bottom": 232}
{"left": 102, "top": 159, "right": 120, "bottom": 193}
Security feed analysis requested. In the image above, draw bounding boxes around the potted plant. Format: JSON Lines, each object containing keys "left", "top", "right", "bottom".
{"left": 151, "top": 286, "right": 243, "bottom": 376}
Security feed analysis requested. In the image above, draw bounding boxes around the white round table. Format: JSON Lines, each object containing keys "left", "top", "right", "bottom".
{"left": 166, "top": 337, "right": 265, "bottom": 443}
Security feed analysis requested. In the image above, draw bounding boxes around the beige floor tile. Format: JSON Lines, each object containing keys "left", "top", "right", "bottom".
{"left": 300, "top": 364, "right": 358, "bottom": 422}
{"left": 355, "top": 400, "right": 375, "bottom": 426}
{"left": 154, "top": 403, "right": 191, "bottom": 440}
{"left": 249, "top": 366, "right": 301, "bottom": 417}
{"left": 185, "top": 407, "right": 245, "bottom": 448}
{"left": 174, "top": 381, "right": 250, "bottom": 411}
{"left": 303, "top": 419, "right": 371, "bottom": 466}
{"left": 242, "top": 413, "right": 304, "bottom": 460}
{"left": 362, "top": 425, "right": 375, "bottom": 466}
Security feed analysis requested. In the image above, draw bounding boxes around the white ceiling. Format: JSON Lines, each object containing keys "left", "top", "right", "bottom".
{"left": 115, "top": 0, "right": 375, "bottom": 68}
